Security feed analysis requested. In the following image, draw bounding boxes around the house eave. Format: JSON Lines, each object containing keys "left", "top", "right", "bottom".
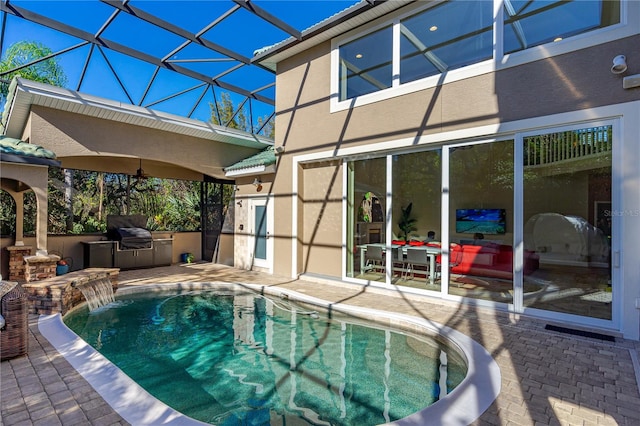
{"left": 225, "top": 164, "right": 276, "bottom": 178}
{"left": 2, "top": 78, "right": 273, "bottom": 150}
{"left": 252, "top": 1, "right": 415, "bottom": 70}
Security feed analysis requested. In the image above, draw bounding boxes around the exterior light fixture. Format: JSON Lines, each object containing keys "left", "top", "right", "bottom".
{"left": 429, "top": 25, "right": 438, "bottom": 32}
{"left": 253, "top": 177, "right": 262, "bottom": 187}
{"left": 611, "top": 55, "right": 627, "bottom": 74}
{"left": 355, "top": 53, "right": 363, "bottom": 59}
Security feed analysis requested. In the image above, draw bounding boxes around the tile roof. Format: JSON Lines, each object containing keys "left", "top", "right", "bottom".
{"left": 224, "top": 146, "right": 276, "bottom": 173}
{"left": 0, "top": 135, "right": 60, "bottom": 166}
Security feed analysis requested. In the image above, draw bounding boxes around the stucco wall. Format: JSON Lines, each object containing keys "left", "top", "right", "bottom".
{"left": 299, "top": 161, "right": 343, "bottom": 277}
{"left": 271, "top": 33, "right": 640, "bottom": 279}
{"left": 1, "top": 232, "right": 202, "bottom": 279}
{"left": 26, "top": 106, "right": 259, "bottom": 180}
{"left": 276, "top": 36, "right": 639, "bottom": 153}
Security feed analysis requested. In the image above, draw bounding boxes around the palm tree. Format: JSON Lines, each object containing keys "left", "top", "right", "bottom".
{"left": 0, "top": 40, "right": 67, "bottom": 106}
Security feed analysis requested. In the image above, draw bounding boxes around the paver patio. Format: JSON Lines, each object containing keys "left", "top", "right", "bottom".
{"left": 2, "top": 263, "right": 640, "bottom": 425}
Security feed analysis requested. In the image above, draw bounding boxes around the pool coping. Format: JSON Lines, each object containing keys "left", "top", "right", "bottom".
{"left": 38, "top": 281, "right": 501, "bottom": 426}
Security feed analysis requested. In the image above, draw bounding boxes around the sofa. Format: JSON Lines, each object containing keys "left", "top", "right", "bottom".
{"left": 449, "top": 243, "right": 539, "bottom": 280}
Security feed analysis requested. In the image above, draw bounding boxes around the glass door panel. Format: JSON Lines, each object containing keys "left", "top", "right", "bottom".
{"left": 251, "top": 198, "right": 272, "bottom": 269}
{"left": 448, "top": 140, "right": 515, "bottom": 302}
{"left": 346, "top": 157, "right": 387, "bottom": 281}
{"left": 523, "top": 126, "right": 612, "bottom": 320}
{"left": 391, "top": 150, "right": 442, "bottom": 289}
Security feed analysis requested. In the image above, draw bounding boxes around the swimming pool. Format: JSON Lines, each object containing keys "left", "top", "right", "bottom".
{"left": 40, "top": 283, "right": 501, "bottom": 425}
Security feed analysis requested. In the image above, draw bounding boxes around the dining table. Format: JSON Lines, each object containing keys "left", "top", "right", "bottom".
{"left": 359, "top": 243, "right": 441, "bottom": 285}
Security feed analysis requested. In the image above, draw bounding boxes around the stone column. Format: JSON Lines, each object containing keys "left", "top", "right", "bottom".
{"left": 6, "top": 246, "right": 33, "bottom": 282}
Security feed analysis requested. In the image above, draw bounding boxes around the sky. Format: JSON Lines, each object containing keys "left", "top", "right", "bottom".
{"left": 1, "top": 1, "right": 359, "bottom": 131}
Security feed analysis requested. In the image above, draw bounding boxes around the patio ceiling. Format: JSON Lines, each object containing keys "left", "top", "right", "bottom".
{"left": 0, "top": 0, "right": 386, "bottom": 134}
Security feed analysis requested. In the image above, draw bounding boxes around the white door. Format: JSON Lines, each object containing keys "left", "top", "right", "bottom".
{"left": 251, "top": 198, "right": 273, "bottom": 270}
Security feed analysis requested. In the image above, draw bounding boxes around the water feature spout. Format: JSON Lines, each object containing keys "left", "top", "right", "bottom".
{"left": 72, "top": 276, "right": 115, "bottom": 311}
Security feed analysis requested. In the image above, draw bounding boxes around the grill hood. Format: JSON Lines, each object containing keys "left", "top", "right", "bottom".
{"left": 107, "top": 215, "right": 153, "bottom": 250}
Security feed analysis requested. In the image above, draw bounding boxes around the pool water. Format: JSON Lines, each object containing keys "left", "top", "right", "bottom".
{"left": 64, "top": 290, "right": 467, "bottom": 425}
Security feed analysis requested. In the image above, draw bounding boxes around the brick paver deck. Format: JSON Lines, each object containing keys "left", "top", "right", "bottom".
{"left": 2, "top": 263, "right": 640, "bottom": 425}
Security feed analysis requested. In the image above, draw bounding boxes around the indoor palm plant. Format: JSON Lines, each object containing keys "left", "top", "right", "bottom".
{"left": 398, "top": 202, "right": 417, "bottom": 241}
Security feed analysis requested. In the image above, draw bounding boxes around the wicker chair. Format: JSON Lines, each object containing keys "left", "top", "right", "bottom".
{"left": 1, "top": 281, "right": 29, "bottom": 361}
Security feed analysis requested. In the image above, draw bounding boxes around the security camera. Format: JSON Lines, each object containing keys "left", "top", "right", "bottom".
{"left": 611, "top": 55, "right": 627, "bottom": 74}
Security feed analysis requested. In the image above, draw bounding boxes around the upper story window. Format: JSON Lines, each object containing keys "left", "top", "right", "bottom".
{"left": 335, "top": 0, "right": 623, "bottom": 106}
{"left": 400, "top": 1, "right": 493, "bottom": 84}
{"left": 339, "top": 26, "right": 393, "bottom": 101}
{"left": 504, "top": 0, "right": 620, "bottom": 54}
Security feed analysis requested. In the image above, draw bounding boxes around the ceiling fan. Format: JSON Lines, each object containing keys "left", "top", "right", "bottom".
{"left": 135, "top": 158, "right": 147, "bottom": 179}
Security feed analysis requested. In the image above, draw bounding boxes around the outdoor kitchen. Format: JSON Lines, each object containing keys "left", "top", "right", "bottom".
{"left": 83, "top": 215, "right": 172, "bottom": 270}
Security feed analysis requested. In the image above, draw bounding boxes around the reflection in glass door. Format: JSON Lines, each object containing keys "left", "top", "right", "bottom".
{"left": 523, "top": 125, "right": 612, "bottom": 320}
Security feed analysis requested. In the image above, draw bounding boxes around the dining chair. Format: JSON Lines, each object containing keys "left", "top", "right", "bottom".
{"left": 365, "top": 245, "right": 384, "bottom": 273}
{"left": 405, "top": 247, "right": 430, "bottom": 282}
{"left": 391, "top": 246, "right": 406, "bottom": 278}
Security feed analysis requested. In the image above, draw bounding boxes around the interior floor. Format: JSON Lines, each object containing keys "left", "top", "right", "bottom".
{"left": 356, "top": 264, "right": 612, "bottom": 320}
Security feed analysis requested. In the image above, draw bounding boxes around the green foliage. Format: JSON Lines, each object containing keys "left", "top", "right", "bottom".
{"left": 0, "top": 167, "right": 222, "bottom": 237}
{"left": 0, "top": 190, "right": 16, "bottom": 235}
{"left": 397, "top": 202, "right": 417, "bottom": 241}
{"left": 148, "top": 180, "right": 201, "bottom": 231}
{"left": 0, "top": 41, "right": 68, "bottom": 105}
{"left": 209, "top": 92, "right": 249, "bottom": 131}
{"left": 209, "top": 91, "right": 274, "bottom": 137}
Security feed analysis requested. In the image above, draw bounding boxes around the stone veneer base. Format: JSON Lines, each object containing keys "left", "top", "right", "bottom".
{"left": 21, "top": 268, "right": 120, "bottom": 315}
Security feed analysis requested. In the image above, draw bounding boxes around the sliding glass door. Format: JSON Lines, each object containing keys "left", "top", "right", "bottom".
{"left": 343, "top": 121, "right": 614, "bottom": 324}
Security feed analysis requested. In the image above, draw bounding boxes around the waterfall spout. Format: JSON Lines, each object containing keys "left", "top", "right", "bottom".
{"left": 73, "top": 276, "right": 115, "bottom": 311}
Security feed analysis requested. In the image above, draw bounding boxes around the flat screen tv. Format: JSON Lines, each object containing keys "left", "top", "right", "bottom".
{"left": 456, "top": 208, "right": 506, "bottom": 234}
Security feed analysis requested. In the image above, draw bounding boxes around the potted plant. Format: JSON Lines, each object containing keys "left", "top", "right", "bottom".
{"left": 398, "top": 202, "right": 417, "bottom": 242}
{"left": 56, "top": 259, "right": 70, "bottom": 275}
{"left": 181, "top": 253, "right": 195, "bottom": 264}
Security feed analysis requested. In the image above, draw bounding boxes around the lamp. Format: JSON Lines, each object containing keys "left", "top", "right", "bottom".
{"left": 252, "top": 177, "right": 262, "bottom": 187}
{"left": 274, "top": 145, "right": 285, "bottom": 154}
{"left": 611, "top": 55, "right": 627, "bottom": 74}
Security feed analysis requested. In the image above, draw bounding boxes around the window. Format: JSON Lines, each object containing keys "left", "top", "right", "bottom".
{"left": 504, "top": 0, "right": 620, "bottom": 54}
{"left": 339, "top": 26, "right": 393, "bottom": 101}
{"left": 400, "top": 1, "right": 493, "bottom": 84}
{"left": 335, "top": 0, "right": 621, "bottom": 103}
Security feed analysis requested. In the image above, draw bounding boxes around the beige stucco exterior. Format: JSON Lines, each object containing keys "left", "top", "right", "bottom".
{"left": 269, "top": 34, "right": 640, "bottom": 280}
{"left": 23, "top": 106, "right": 260, "bottom": 181}
{"left": 1, "top": 162, "right": 49, "bottom": 253}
